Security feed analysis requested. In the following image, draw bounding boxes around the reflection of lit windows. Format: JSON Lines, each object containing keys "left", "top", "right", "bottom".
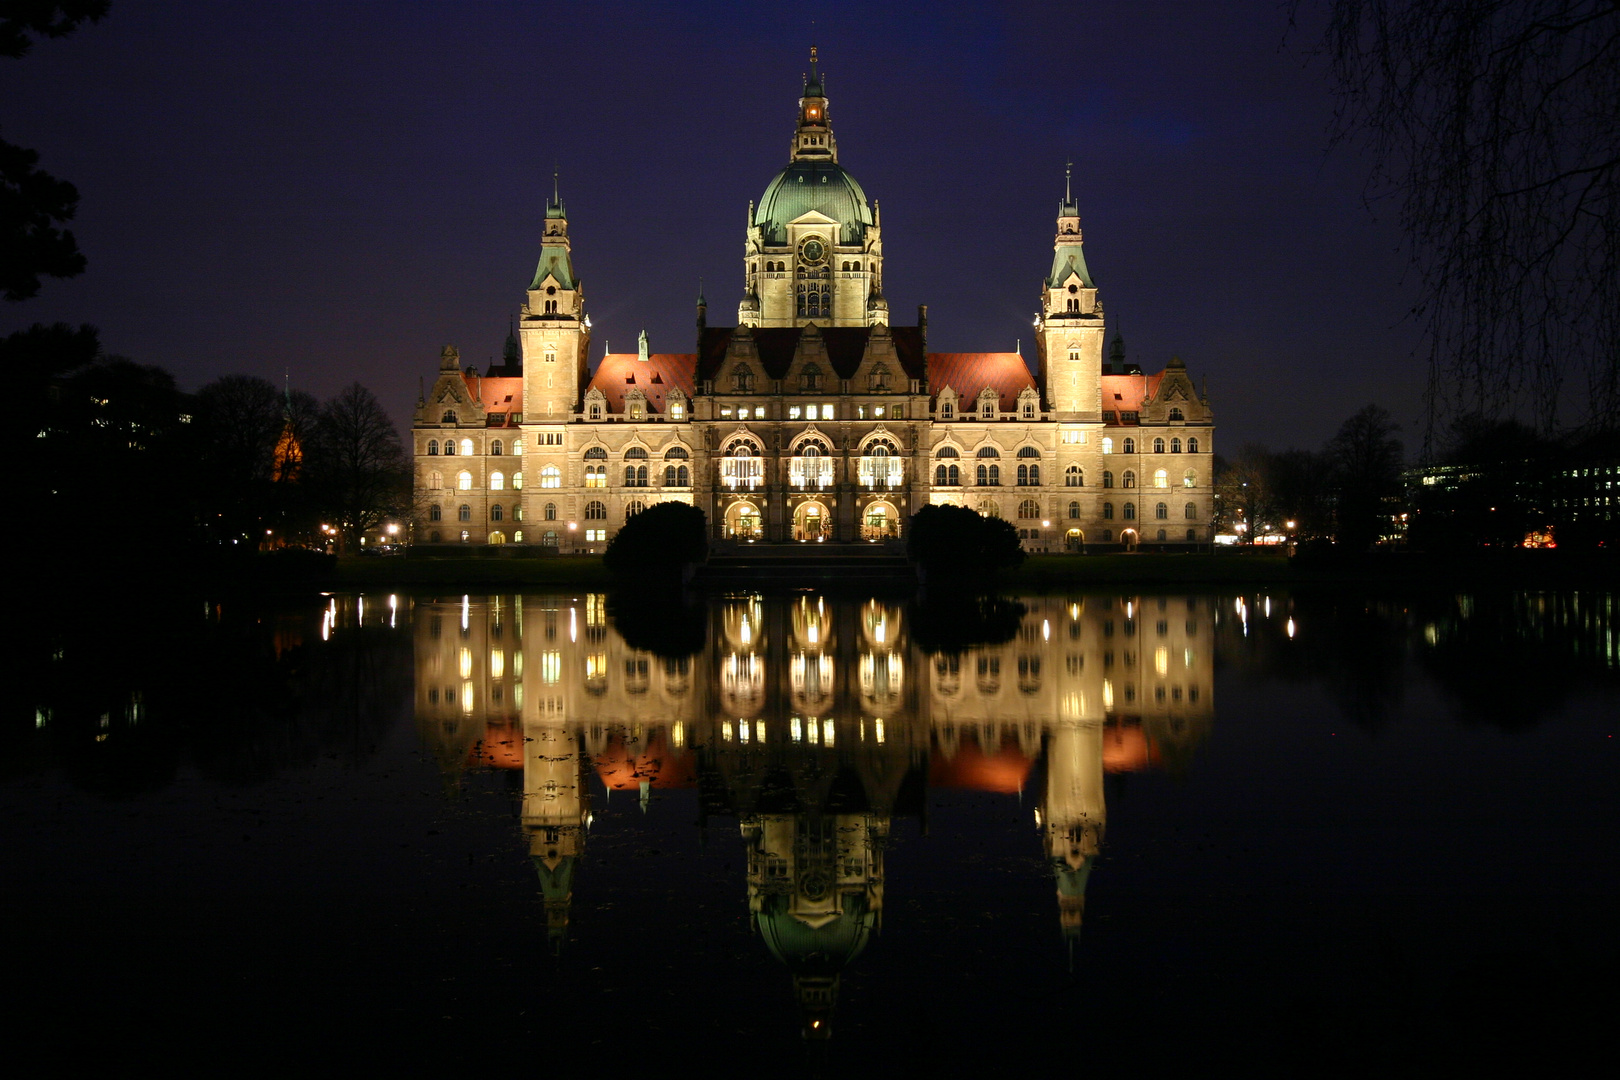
{"left": 459, "top": 648, "right": 472, "bottom": 679}
{"left": 671, "top": 722, "right": 685, "bottom": 747}
{"left": 822, "top": 719, "right": 835, "bottom": 746}
{"left": 491, "top": 650, "right": 505, "bottom": 679}
{"left": 791, "top": 717, "right": 803, "bottom": 742}
{"left": 755, "top": 720, "right": 765, "bottom": 743}
{"left": 722, "top": 720, "right": 734, "bottom": 742}
{"left": 461, "top": 682, "right": 474, "bottom": 714}
{"left": 1102, "top": 679, "right": 1114, "bottom": 710}
{"left": 1155, "top": 646, "right": 1168, "bottom": 676}
{"left": 542, "top": 652, "right": 560, "bottom": 684}
{"left": 585, "top": 654, "right": 606, "bottom": 679}
{"left": 874, "top": 717, "right": 885, "bottom": 744}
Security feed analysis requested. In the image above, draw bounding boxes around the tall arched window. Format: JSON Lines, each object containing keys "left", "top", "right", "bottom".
{"left": 457, "top": 471, "right": 473, "bottom": 490}
{"left": 1171, "top": 438, "right": 1182, "bottom": 453}
{"left": 1154, "top": 469, "right": 1168, "bottom": 488}
{"left": 1103, "top": 502, "right": 1114, "bottom": 520}
{"left": 489, "top": 471, "right": 505, "bottom": 490}
{"left": 585, "top": 501, "right": 607, "bottom": 520}
{"left": 1067, "top": 500, "right": 1080, "bottom": 519}
{"left": 626, "top": 500, "right": 646, "bottom": 517}
{"left": 1065, "top": 465, "right": 1082, "bottom": 487}
{"left": 443, "top": 440, "right": 457, "bottom": 456}
{"left": 1102, "top": 470, "right": 1114, "bottom": 488}
{"left": 1184, "top": 502, "right": 1197, "bottom": 519}
{"left": 1122, "top": 437, "right": 1135, "bottom": 454}
{"left": 458, "top": 505, "right": 471, "bottom": 521}
{"left": 491, "top": 439, "right": 503, "bottom": 456}
{"left": 1153, "top": 438, "right": 1165, "bottom": 453}
{"left": 1122, "top": 471, "right": 1136, "bottom": 489}
{"left": 545, "top": 502, "right": 557, "bottom": 520}
{"left": 429, "top": 504, "right": 441, "bottom": 521}
{"left": 1187, "top": 437, "right": 1200, "bottom": 453}
{"left": 491, "top": 504, "right": 504, "bottom": 521}
{"left": 1018, "top": 499, "right": 1040, "bottom": 519}
{"left": 460, "top": 438, "right": 474, "bottom": 455}
{"left": 1184, "top": 469, "right": 1197, "bottom": 488}
{"left": 541, "top": 466, "right": 561, "bottom": 488}
{"left": 1123, "top": 502, "right": 1136, "bottom": 520}
{"left": 427, "top": 439, "right": 439, "bottom": 455}
{"left": 1101, "top": 437, "right": 1114, "bottom": 454}
{"left": 1155, "top": 502, "right": 1168, "bottom": 520}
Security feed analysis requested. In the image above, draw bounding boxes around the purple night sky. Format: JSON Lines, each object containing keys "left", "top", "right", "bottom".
{"left": 2, "top": 0, "right": 1423, "bottom": 453}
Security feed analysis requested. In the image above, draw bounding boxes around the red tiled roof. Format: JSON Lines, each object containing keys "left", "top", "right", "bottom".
{"left": 1100, "top": 372, "right": 1164, "bottom": 423}
{"left": 927, "top": 353, "right": 1036, "bottom": 412}
{"left": 585, "top": 353, "right": 698, "bottom": 414}
{"left": 460, "top": 373, "right": 524, "bottom": 427}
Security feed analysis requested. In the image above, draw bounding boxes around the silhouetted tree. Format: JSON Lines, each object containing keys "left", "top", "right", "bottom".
{"left": 306, "top": 383, "right": 407, "bottom": 552}
{"left": 1304, "top": 0, "right": 1620, "bottom": 433}
{"left": 906, "top": 504, "right": 1024, "bottom": 580}
{"left": 603, "top": 501, "right": 708, "bottom": 583}
{"left": 1, "top": 0, "right": 108, "bottom": 300}
{"left": 194, "top": 374, "right": 285, "bottom": 546}
{"left": 1325, "top": 404, "right": 1404, "bottom": 550}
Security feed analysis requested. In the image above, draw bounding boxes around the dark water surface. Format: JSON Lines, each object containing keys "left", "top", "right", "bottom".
{"left": 5, "top": 590, "right": 1616, "bottom": 1073}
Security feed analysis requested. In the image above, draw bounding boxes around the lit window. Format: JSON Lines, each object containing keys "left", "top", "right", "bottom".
{"left": 1184, "top": 470, "right": 1197, "bottom": 488}
{"left": 460, "top": 438, "right": 474, "bottom": 455}
{"left": 1101, "top": 437, "right": 1113, "bottom": 454}
{"left": 490, "top": 471, "right": 505, "bottom": 490}
{"left": 1154, "top": 469, "right": 1168, "bottom": 488}
{"left": 541, "top": 466, "right": 561, "bottom": 488}
{"left": 457, "top": 471, "right": 472, "bottom": 490}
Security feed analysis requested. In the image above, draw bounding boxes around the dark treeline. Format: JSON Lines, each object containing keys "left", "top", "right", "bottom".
{"left": 1215, "top": 404, "right": 1618, "bottom": 552}
{"left": 10, "top": 321, "right": 409, "bottom": 569}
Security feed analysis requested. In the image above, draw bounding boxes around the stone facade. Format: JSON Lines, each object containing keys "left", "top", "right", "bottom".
{"left": 411, "top": 53, "right": 1214, "bottom": 552}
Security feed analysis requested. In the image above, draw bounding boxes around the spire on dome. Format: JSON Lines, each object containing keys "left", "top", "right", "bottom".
{"left": 791, "top": 46, "right": 837, "bottom": 163}
{"left": 546, "top": 166, "right": 565, "bottom": 219}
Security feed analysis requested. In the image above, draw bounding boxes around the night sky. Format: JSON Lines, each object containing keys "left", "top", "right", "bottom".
{"left": 3, "top": 0, "right": 1424, "bottom": 453}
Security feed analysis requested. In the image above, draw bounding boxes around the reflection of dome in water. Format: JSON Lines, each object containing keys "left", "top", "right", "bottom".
{"left": 755, "top": 891, "right": 875, "bottom": 973}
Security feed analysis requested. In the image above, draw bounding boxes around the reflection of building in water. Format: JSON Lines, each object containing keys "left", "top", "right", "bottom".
{"left": 412, "top": 592, "right": 1212, "bottom": 1021}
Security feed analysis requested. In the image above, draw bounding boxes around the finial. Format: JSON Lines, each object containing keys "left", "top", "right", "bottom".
{"left": 810, "top": 45, "right": 817, "bottom": 67}
{"left": 697, "top": 277, "right": 706, "bottom": 305}
{"left": 1065, "top": 159, "right": 1072, "bottom": 202}
{"left": 553, "top": 165, "right": 559, "bottom": 205}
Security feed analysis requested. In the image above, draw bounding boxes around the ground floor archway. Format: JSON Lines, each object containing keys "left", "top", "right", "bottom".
{"left": 725, "top": 500, "right": 763, "bottom": 540}
{"left": 862, "top": 500, "right": 900, "bottom": 541}
{"left": 1121, "top": 528, "right": 1138, "bottom": 552}
{"left": 794, "top": 499, "right": 831, "bottom": 542}
{"left": 1065, "top": 528, "right": 1084, "bottom": 552}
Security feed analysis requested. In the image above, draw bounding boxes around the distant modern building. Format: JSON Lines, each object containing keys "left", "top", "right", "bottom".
{"left": 412, "top": 50, "right": 1215, "bottom": 552}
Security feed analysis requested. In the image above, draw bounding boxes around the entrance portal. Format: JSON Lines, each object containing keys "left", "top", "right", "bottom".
{"left": 794, "top": 500, "right": 830, "bottom": 542}
{"left": 725, "top": 501, "right": 763, "bottom": 540}
{"left": 862, "top": 501, "right": 899, "bottom": 541}
{"left": 1065, "top": 528, "right": 1083, "bottom": 553}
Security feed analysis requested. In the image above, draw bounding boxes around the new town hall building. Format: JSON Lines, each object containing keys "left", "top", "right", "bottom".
{"left": 412, "top": 53, "right": 1214, "bottom": 552}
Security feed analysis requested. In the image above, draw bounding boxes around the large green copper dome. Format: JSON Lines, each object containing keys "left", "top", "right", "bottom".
{"left": 755, "top": 162, "right": 873, "bottom": 246}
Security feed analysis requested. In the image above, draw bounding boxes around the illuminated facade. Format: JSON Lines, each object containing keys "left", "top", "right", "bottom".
{"left": 411, "top": 51, "right": 1215, "bottom": 552}
{"left": 412, "top": 591, "right": 1215, "bottom": 1030}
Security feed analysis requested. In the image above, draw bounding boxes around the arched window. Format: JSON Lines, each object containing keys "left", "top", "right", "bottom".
{"left": 541, "top": 530, "right": 558, "bottom": 547}
{"left": 1102, "top": 470, "right": 1114, "bottom": 488}
{"left": 460, "top": 438, "right": 474, "bottom": 456}
{"left": 429, "top": 504, "right": 441, "bottom": 521}
{"left": 1101, "top": 437, "right": 1113, "bottom": 454}
{"left": 491, "top": 439, "right": 503, "bottom": 456}
{"left": 665, "top": 446, "right": 689, "bottom": 460}
{"left": 513, "top": 472, "right": 522, "bottom": 489}
{"left": 1153, "top": 438, "right": 1165, "bottom": 454}
{"left": 1155, "top": 502, "right": 1168, "bottom": 520}
{"left": 458, "top": 505, "right": 471, "bottom": 521}
{"left": 976, "top": 463, "right": 1000, "bottom": 485}
{"left": 1123, "top": 502, "right": 1136, "bottom": 520}
{"left": 1169, "top": 407, "right": 1184, "bottom": 421}
{"left": 1022, "top": 400, "right": 1035, "bottom": 419}
{"left": 1017, "top": 446, "right": 1040, "bottom": 459}
{"left": 589, "top": 402, "right": 603, "bottom": 420}
{"left": 1122, "top": 437, "right": 1135, "bottom": 454}
{"left": 1017, "top": 464, "right": 1031, "bottom": 486}
{"left": 427, "top": 439, "right": 439, "bottom": 455}
{"left": 1122, "top": 471, "right": 1136, "bottom": 489}
{"left": 585, "top": 501, "right": 607, "bottom": 520}
{"left": 1187, "top": 436, "right": 1200, "bottom": 453}
{"left": 1171, "top": 438, "right": 1182, "bottom": 453}
{"left": 443, "top": 440, "right": 457, "bottom": 456}
{"left": 1154, "top": 469, "right": 1168, "bottom": 488}
{"left": 1067, "top": 500, "right": 1080, "bottom": 519}
{"left": 976, "top": 446, "right": 1000, "bottom": 458}
{"left": 584, "top": 446, "right": 607, "bottom": 460}
{"left": 1186, "top": 528, "right": 1198, "bottom": 541}
{"left": 545, "top": 502, "right": 557, "bottom": 520}
{"left": 513, "top": 504, "right": 523, "bottom": 521}
{"left": 626, "top": 500, "right": 646, "bottom": 518}
{"left": 1065, "top": 465, "right": 1083, "bottom": 487}
{"left": 936, "top": 445, "right": 959, "bottom": 459}
{"left": 457, "top": 471, "right": 473, "bottom": 490}
{"left": 513, "top": 530, "right": 524, "bottom": 543}
{"left": 1184, "top": 469, "right": 1197, "bottom": 488}
{"left": 441, "top": 411, "right": 456, "bottom": 424}
{"left": 625, "top": 446, "right": 647, "bottom": 460}
{"left": 429, "top": 471, "right": 442, "bottom": 489}
{"left": 491, "top": 504, "right": 504, "bottom": 521}
{"left": 541, "top": 465, "right": 561, "bottom": 488}
{"left": 1018, "top": 499, "right": 1040, "bottom": 519}
{"left": 941, "top": 402, "right": 954, "bottom": 419}
{"left": 1157, "top": 529, "right": 1167, "bottom": 541}
{"left": 489, "top": 471, "right": 505, "bottom": 490}
{"left": 676, "top": 464, "right": 689, "bottom": 485}
{"left": 430, "top": 530, "right": 442, "bottom": 543}
{"left": 1184, "top": 502, "right": 1197, "bottom": 519}
{"left": 1103, "top": 502, "right": 1114, "bottom": 520}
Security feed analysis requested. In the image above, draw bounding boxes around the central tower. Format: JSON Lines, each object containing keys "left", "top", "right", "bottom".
{"left": 739, "top": 48, "right": 888, "bottom": 328}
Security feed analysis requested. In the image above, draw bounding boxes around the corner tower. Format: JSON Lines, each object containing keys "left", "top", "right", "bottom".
{"left": 520, "top": 178, "right": 591, "bottom": 424}
{"left": 741, "top": 48, "right": 887, "bottom": 329}
{"left": 1035, "top": 166, "right": 1104, "bottom": 420}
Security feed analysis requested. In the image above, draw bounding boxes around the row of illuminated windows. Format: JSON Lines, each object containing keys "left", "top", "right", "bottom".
{"left": 932, "top": 464, "right": 1199, "bottom": 488}
{"left": 426, "top": 470, "right": 523, "bottom": 491}
{"left": 425, "top": 437, "right": 525, "bottom": 456}
{"left": 1101, "top": 436, "right": 1200, "bottom": 454}
{"left": 583, "top": 464, "right": 691, "bottom": 487}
